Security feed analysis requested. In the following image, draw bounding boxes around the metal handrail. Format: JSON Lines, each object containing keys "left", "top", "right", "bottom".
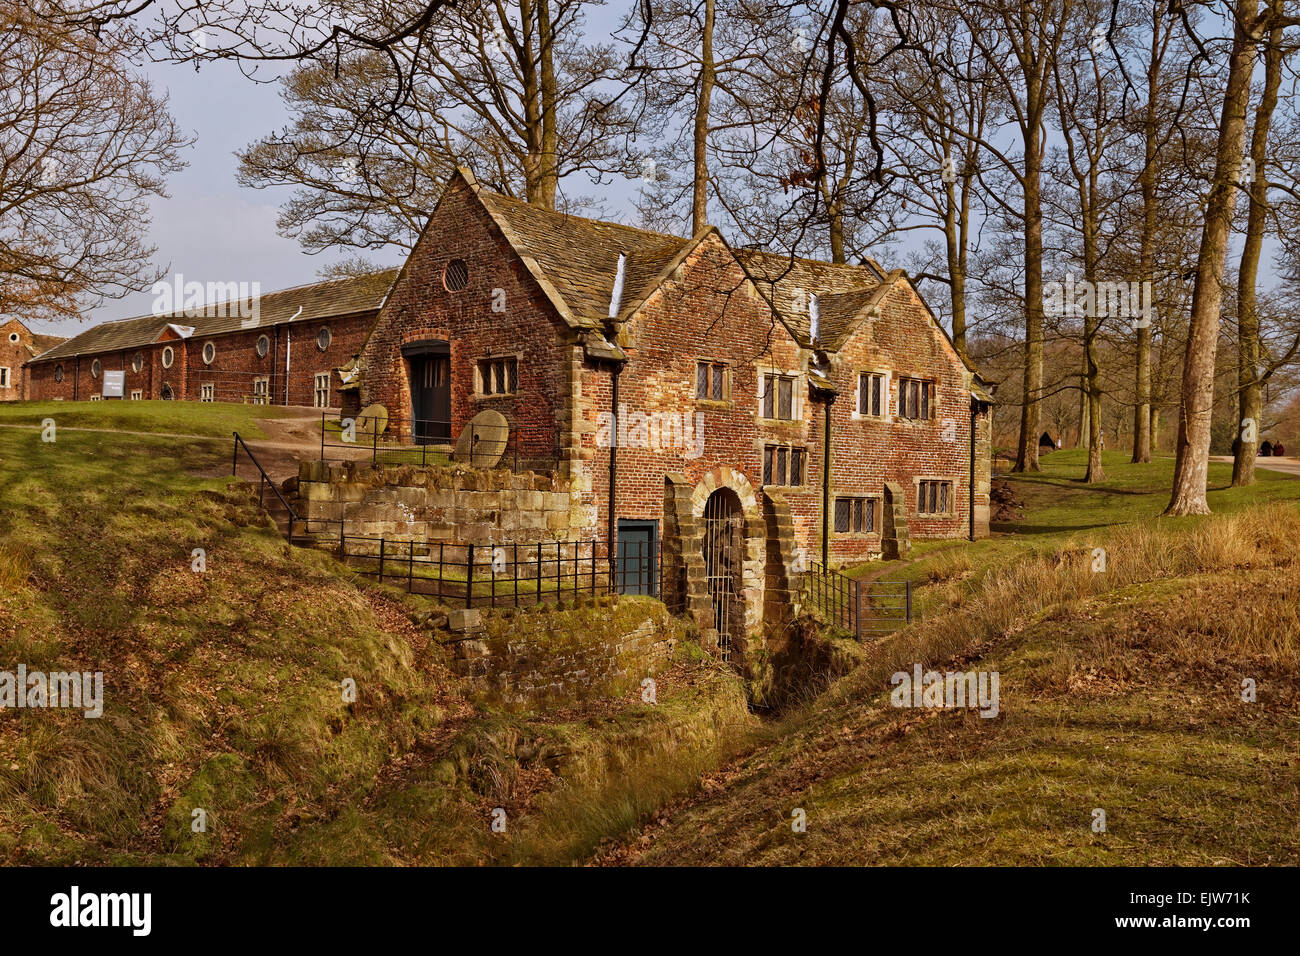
{"left": 232, "top": 431, "right": 302, "bottom": 538}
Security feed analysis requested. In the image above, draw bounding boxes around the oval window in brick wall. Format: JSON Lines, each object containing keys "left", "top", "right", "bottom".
{"left": 162, "top": 346, "right": 174, "bottom": 369}
{"left": 316, "top": 326, "right": 331, "bottom": 351}
{"left": 132, "top": 352, "right": 144, "bottom": 373}
{"left": 91, "top": 359, "right": 101, "bottom": 379}
{"left": 54, "top": 364, "right": 64, "bottom": 383}
{"left": 256, "top": 334, "right": 270, "bottom": 359}
{"left": 202, "top": 341, "right": 216, "bottom": 365}
{"left": 443, "top": 258, "right": 469, "bottom": 292}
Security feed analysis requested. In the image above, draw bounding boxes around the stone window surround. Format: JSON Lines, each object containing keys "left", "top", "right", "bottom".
{"left": 852, "top": 367, "right": 891, "bottom": 421}
{"left": 834, "top": 494, "right": 881, "bottom": 536}
{"left": 756, "top": 365, "right": 803, "bottom": 423}
{"left": 913, "top": 475, "right": 956, "bottom": 517}
{"left": 695, "top": 357, "right": 732, "bottom": 407}
{"left": 473, "top": 351, "right": 521, "bottom": 398}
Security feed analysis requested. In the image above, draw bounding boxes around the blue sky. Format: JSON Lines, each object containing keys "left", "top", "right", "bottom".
{"left": 50, "top": 5, "right": 645, "bottom": 341}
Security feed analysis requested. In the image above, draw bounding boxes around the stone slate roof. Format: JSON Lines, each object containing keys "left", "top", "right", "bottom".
{"left": 26, "top": 332, "right": 67, "bottom": 356}
{"left": 474, "top": 187, "right": 693, "bottom": 330}
{"left": 31, "top": 271, "right": 397, "bottom": 364}
{"left": 733, "top": 248, "right": 890, "bottom": 348}
{"left": 465, "top": 171, "right": 898, "bottom": 355}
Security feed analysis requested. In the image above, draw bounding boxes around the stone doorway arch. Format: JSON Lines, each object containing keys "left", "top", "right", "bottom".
{"left": 701, "top": 488, "right": 744, "bottom": 662}
{"left": 689, "top": 466, "right": 765, "bottom": 665}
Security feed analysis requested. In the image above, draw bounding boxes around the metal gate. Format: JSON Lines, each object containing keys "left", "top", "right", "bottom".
{"left": 702, "top": 489, "right": 743, "bottom": 662}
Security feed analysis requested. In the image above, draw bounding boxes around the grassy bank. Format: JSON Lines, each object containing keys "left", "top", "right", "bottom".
{"left": 0, "top": 416, "right": 754, "bottom": 864}
{"left": 0, "top": 400, "right": 306, "bottom": 440}
{"left": 606, "top": 474, "right": 1300, "bottom": 864}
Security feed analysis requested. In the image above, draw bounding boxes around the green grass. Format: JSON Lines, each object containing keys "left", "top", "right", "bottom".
{"left": 845, "top": 449, "right": 1300, "bottom": 618}
{"left": 0, "top": 399, "right": 306, "bottom": 440}
{"left": 4, "top": 402, "right": 1296, "bottom": 866}
{"left": 612, "top": 456, "right": 1300, "bottom": 865}
{"left": 0, "top": 419, "right": 750, "bottom": 865}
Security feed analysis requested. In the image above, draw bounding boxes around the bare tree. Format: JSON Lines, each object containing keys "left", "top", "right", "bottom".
{"left": 1232, "top": 0, "right": 1291, "bottom": 485}
{"left": 1165, "top": 0, "right": 1264, "bottom": 515}
{"left": 0, "top": 3, "right": 188, "bottom": 322}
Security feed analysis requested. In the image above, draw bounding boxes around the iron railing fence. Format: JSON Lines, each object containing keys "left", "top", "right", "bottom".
{"left": 802, "top": 562, "right": 914, "bottom": 639}
{"left": 340, "top": 536, "right": 664, "bottom": 609}
{"left": 317, "top": 412, "right": 562, "bottom": 473}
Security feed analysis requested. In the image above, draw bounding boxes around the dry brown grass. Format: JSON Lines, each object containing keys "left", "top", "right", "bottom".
{"left": 0, "top": 542, "right": 30, "bottom": 591}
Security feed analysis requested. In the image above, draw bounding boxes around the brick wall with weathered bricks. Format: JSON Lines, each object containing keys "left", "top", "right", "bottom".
{"left": 357, "top": 177, "right": 572, "bottom": 461}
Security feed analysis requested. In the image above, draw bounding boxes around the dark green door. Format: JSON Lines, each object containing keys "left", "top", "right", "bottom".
{"left": 616, "top": 520, "right": 657, "bottom": 596}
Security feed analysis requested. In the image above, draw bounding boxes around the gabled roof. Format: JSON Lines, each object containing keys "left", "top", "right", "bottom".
{"left": 465, "top": 171, "right": 692, "bottom": 330}
{"left": 30, "top": 271, "right": 396, "bottom": 364}
{"left": 0, "top": 317, "right": 67, "bottom": 358}
{"left": 27, "top": 332, "right": 67, "bottom": 355}
{"left": 733, "top": 248, "right": 887, "bottom": 348}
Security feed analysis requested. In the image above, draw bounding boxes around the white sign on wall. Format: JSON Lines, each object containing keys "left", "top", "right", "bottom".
{"left": 102, "top": 370, "right": 125, "bottom": 398}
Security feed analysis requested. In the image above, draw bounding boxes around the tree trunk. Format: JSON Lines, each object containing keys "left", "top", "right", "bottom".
{"left": 535, "top": 0, "right": 560, "bottom": 210}
{"left": 691, "top": 0, "right": 716, "bottom": 234}
{"left": 1132, "top": 13, "right": 1160, "bottom": 464}
{"left": 1078, "top": 371, "right": 1089, "bottom": 448}
{"left": 1232, "top": 3, "right": 1283, "bottom": 487}
{"left": 1165, "top": 0, "right": 1260, "bottom": 515}
{"left": 944, "top": 166, "right": 970, "bottom": 355}
{"left": 1015, "top": 118, "right": 1045, "bottom": 473}
{"left": 827, "top": 199, "right": 845, "bottom": 263}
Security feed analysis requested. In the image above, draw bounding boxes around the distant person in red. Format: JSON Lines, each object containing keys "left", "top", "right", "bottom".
{"left": 1274, "top": 442, "right": 1286, "bottom": 457}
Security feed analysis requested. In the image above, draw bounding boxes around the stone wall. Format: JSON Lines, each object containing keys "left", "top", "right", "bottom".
{"left": 437, "top": 596, "right": 685, "bottom": 709}
{"left": 292, "top": 458, "right": 597, "bottom": 547}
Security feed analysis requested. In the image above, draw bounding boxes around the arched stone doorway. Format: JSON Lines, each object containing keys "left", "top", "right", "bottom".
{"left": 701, "top": 488, "right": 745, "bottom": 662}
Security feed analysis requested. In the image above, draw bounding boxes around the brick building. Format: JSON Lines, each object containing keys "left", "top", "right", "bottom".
{"left": 0, "top": 318, "right": 66, "bottom": 401}
{"left": 23, "top": 273, "right": 393, "bottom": 406}
{"left": 357, "top": 169, "right": 994, "bottom": 657}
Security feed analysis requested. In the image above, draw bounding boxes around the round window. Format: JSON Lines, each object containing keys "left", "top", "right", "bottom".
{"left": 7, "top": 332, "right": 18, "bottom": 344}
{"left": 132, "top": 352, "right": 143, "bottom": 373}
{"left": 91, "top": 359, "right": 101, "bottom": 379}
{"left": 202, "top": 341, "right": 216, "bottom": 365}
{"left": 316, "top": 326, "right": 331, "bottom": 351}
{"left": 162, "top": 346, "right": 174, "bottom": 369}
{"left": 443, "top": 258, "right": 469, "bottom": 292}
{"left": 256, "top": 334, "right": 270, "bottom": 359}
{"left": 54, "top": 364, "right": 64, "bottom": 383}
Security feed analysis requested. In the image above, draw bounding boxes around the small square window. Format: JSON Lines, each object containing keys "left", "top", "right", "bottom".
{"left": 478, "top": 356, "right": 518, "bottom": 395}
{"left": 696, "top": 361, "right": 727, "bottom": 400}
{"left": 763, "top": 445, "right": 805, "bottom": 487}
{"left": 918, "top": 480, "right": 952, "bottom": 515}
{"left": 200, "top": 383, "right": 215, "bottom": 403}
{"left": 835, "top": 496, "right": 877, "bottom": 533}
{"left": 899, "top": 378, "right": 936, "bottom": 421}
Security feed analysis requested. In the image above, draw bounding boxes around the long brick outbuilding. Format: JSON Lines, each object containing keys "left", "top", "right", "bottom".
{"left": 23, "top": 272, "right": 394, "bottom": 408}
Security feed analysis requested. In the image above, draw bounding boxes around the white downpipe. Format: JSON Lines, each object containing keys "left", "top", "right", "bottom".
{"left": 284, "top": 306, "right": 302, "bottom": 405}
